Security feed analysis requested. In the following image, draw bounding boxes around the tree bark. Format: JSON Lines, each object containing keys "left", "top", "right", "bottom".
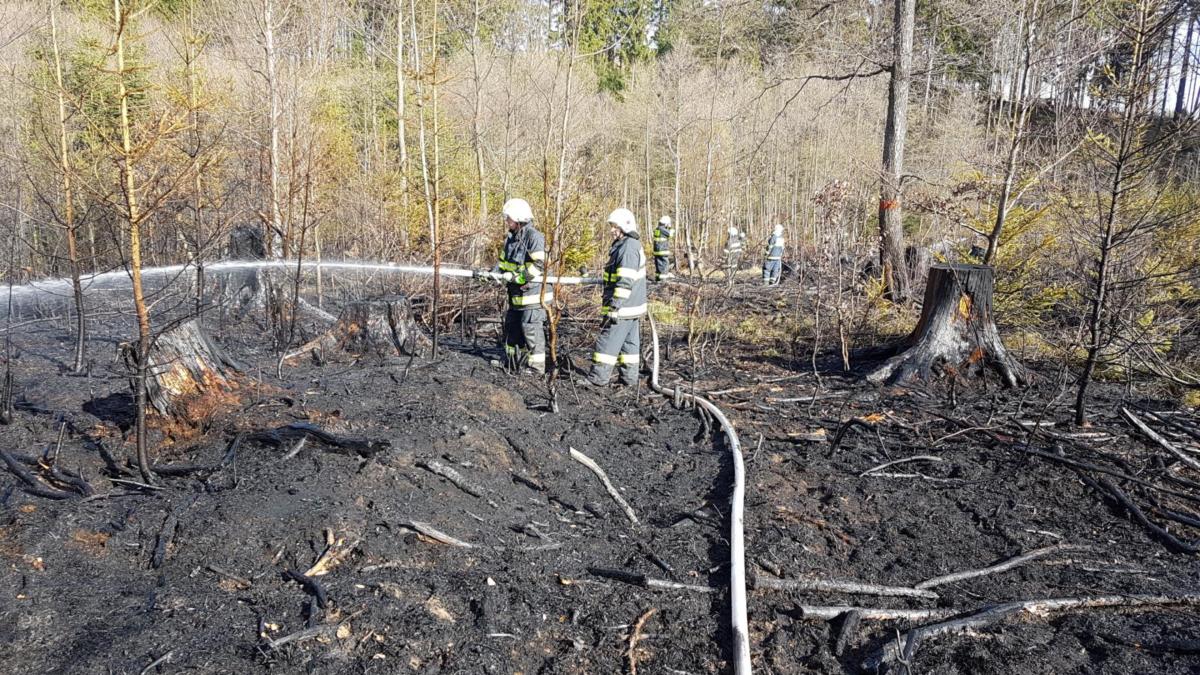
{"left": 283, "top": 298, "right": 427, "bottom": 363}
{"left": 867, "top": 264, "right": 1028, "bottom": 387}
{"left": 125, "top": 319, "right": 242, "bottom": 418}
{"left": 878, "top": 0, "right": 914, "bottom": 301}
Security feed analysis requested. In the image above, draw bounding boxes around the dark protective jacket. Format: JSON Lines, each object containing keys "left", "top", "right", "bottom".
{"left": 600, "top": 233, "right": 647, "bottom": 319}
{"left": 497, "top": 223, "right": 550, "bottom": 310}
{"left": 652, "top": 224, "right": 673, "bottom": 259}
{"left": 765, "top": 233, "right": 785, "bottom": 261}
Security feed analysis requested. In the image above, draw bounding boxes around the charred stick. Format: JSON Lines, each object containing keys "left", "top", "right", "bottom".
{"left": 207, "top": 564, "right": 252, "bottom": 589}
{"left": 418, "top": 459, "right": 499, "bottom": 508}
{"left": 867, "top": 594, "right": 1200, "bottom": 669}
{"left": 834, "top": 610, "right": 863, "bottom": 656}
{"left": 569, "top": 447, "right": 640, "bottom": 526}
{"left": 1082, "top": 474, "right": 1199, "bottom": 554}
{"left": 0, "top": 450, "right": 72, "bottom": 499}
{"left": 754, "top": 575, "right": 938, "bottom": 599}
{"left": 151, "top": 512, "right": 179, "bottom": 569}
{"left": 1021, "top": 447, "right": 1200, "bottom": 503}
{"left": 914, "top": 543, "right": 1097, "bottom": 590}
{"left": 283, "top": 569, "right": 328, "bottom": 609}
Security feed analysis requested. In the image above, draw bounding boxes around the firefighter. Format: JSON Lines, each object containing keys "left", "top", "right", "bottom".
{"left": 723, "top": 226, "right": 742, "bottom": 281}
{"left": 494, "top": 198, "right": 548, "bottom": 374}
{"left": 762, "top": 224, "right": 785, "bottom": 285}
{"left": 588, "top": 208, "right": 647, "bottom": 386}
{"left": 652, "top": 215, "right": 674, "bottom": 281}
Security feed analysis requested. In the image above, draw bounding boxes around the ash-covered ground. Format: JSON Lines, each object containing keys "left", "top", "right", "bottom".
{"left": 0, "top": 276, "right": 1198, "bottom": 674}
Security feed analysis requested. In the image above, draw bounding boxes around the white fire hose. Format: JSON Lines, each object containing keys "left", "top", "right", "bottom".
{"left": 648, "top": 314, "right": 752, "bottom": 674}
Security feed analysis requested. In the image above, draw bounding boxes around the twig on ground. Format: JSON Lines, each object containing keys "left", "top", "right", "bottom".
{"left": 1122, "top": 407, "right": 1200, "bottom": 472}
{"left": 914, "top": 544, "right": 1097, "bottom": 590}
{"left": 569, "top": 446, "right": 639, "bottom": 526}
{"left": 138, "top": 650, "right": 174, "bottom": 675}
{"left": 755, "top": 575, "right": 938, "bottom": 599}
{"left": 418, "top": 459, "right": 500, "bottom": 509}
{"left": 591, "top": 567, "right": 716, "bottom": 593}
{"left": 860, "top": 455, "right": 943, "bottom": 477}
{"left": 627, "top": 607, "right": 658, "bottom": 675}
{"left": 207, "top": 564, "right": 252, "bottom": 588}
{"left": 797, "top": 605, "right": 957, "bottom": 621}
{"left": 867, "top": 594, "right": 1200, "bottom": 668}
{"left": 1080, "top": 474, "right": 1199, "bottom": 554}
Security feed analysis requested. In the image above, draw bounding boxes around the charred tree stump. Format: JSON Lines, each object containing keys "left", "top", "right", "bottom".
{"left": 124, "top": 319, "right": 243, "bottom": 418}
{"left": 284, "top": 297, "right": 426, "bottom": 364}
{"left": 218, "top": 226, "right": 269, "bottom": 315}
{"left": 867, "top": 264, "right": 1028, "bottom": 387}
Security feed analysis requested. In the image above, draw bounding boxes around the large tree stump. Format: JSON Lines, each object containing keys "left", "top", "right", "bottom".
{"left": 284, "top": 297, "right": 427, "bottom": 364}
{"left": 218, "top": 226, "right": 269, "bottom": 314}
{"left": 867, "top": 264, "right": 1028, "bottom": 387}
{"left": 125, "top": 319, "right": 243, "bottom": 418}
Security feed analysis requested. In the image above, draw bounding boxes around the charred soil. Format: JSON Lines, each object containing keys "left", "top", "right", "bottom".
{"left": 0, "top": 281, "right": 1198, "bottom": 674}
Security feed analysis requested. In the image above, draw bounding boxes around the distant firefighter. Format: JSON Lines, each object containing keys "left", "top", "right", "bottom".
{"left": 494, "top": 198, "right": 548, "bottom": 374}
{"left": 652, "top": 215, "right": 674, "bottom": 281}
{"left": 723, "top": 226, "right": 742, "bottom": 281}
{"left": 588, "top": 208, "right": 647, "bottom": 387}
{"left": 762, "top": 224, "right": 785, "bottom": 285}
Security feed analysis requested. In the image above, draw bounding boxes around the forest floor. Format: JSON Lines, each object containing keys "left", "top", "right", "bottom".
{"left": 1, "top": 272, "right": 1199, "bottom": 674}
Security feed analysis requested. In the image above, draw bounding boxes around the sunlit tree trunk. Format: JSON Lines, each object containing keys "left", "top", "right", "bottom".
{"left": 878, "top": 0, "right": 914, "bottom": 301}
{"left": 49, "top": 3, "right": 86, "bottom": 373}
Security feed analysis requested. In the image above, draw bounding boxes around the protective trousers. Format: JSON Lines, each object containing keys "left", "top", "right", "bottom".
{"left": 654, "top": 255, "right": 672, "bottom": 280}
{"left": 762, "top": 259, "right": 781, "bottom": 285}
{"left": 503, "top": 308, "right": 546, "bottom": 373}
{"left": 589, "top": 318, "right": 640, "bottom": 385}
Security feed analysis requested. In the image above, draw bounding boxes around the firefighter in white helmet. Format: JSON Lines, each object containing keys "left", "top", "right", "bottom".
{"left": 652, "top": 215, "right": 674, "bottom": 281}
{"left": 588, "top": 208, "right": 647, "bottom": 386}
{"left": 494, "top": 198, "right": 548, "bottom": 374}
{"left": 762, "top": 224, "right": 785, "bottom": 285}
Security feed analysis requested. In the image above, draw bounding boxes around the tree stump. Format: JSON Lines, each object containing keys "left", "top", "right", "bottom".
{"left": 867, "top": 264, "right": 1028, "bottom": 387}
{"left": 219, "top": 225, "right": 269, "bottom": 313}
{"left": 125, "top": 319, "right": 243, "bottom": 418}
{"left": 284, "top": 297, "right": 427, "bottom": 364}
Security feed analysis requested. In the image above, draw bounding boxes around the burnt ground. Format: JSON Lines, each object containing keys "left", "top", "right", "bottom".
{"left": 0, "top": 276, "right": 1199, "bottom": 674}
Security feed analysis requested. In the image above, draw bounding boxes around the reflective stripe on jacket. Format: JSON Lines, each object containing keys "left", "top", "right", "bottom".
{"left": 600, "top": 234, "right": 647, "bottom": 319}
{"left": 652, "top": 225, "right": 672, "bottom": 258}
{"left": 498, "top": 224, "right": 550, "bottom": 309}
{"left": 765, "top": 234, "right": 785, "bottom": 261}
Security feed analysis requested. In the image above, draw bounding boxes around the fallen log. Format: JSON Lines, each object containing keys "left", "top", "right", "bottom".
{"left": 283, "top": 297, "right": 426, "bottom": 364}
{"left": 867, "top": 264, "right": 1028, "bottom": 387}
{"left": 867, "top": 594, "right": 1200, "bottom": 669}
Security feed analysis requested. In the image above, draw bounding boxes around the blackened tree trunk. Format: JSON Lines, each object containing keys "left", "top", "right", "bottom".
{"left": 283, "top": 297, "right": 427, "bottom": 364}
{"left": 878, "top": 0, "right": 915, "bottom": 302}
{"left": 867, "top": 264, "right": 1028, "bottom": 387}
{"left": 1175, "top": 10, "right": 1194, "bottom": 119}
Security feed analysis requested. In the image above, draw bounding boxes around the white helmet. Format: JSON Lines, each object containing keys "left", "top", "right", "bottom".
{"left": 728, "top": 226, "right": 738, "bottom": 236}
{"left": 774, "top": 224, "right": 784, "bottom": 235}
{"left": 502, "top": 198, "right": 533, "bottom": 223}
{"left": 659, "top": 215, "right": 672, "bottom": 226}
{"left": 607, "top": 208, "right": 638, "bottom": 234}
